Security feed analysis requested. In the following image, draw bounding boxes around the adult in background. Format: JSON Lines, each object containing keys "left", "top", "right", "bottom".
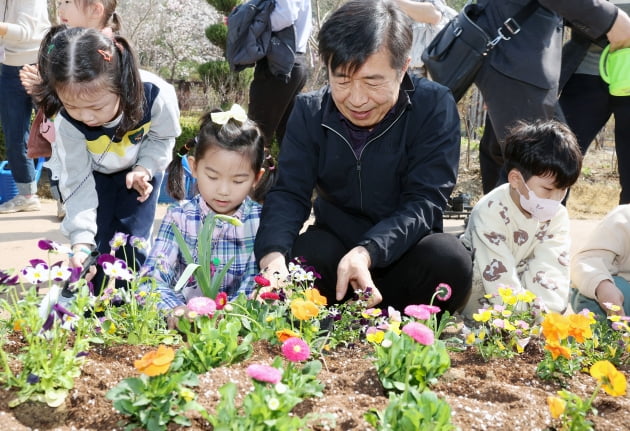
{"left": 0, "top": 0, "right": 50, "bottom": 213}
{"left": 473, "top": 0, "right": 630, "bottom": 191}
{"left": 395, "top": 0, "right": 455, "bottom": 77}
{"left": 560, "top": 0, "right": 630, "bottom": 204}
{"left": 247, "top": 0, "right": 311, "bottom": 148}
{"left": 254, "top": 0, "right": 472, "bottom": 313}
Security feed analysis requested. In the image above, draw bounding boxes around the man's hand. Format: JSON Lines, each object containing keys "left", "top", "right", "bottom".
{"left": 256, "top": 252, "right": 289, "bottom": 294}
{"left": 336, "top": 246, "right": 382, "bottom": 308}
{"left": 595, "top": 279, "right": 625, "bottom": 315}
{"left": 607, "top": 9, "right": 630, "bottom": 51}
{"left": 126, "top": 166, "right": 153, "bottom": 202}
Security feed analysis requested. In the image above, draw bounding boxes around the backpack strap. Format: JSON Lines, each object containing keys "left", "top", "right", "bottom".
{"left": 487, "top": 1, "right": 540, "bottom": 48}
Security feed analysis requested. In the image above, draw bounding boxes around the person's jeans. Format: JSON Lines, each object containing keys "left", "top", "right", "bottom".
{"left": 0, "top": 64, "right": 37, "bottom": 195}
{"left": 570, "top": 276, "right": 630, "bottom": 317}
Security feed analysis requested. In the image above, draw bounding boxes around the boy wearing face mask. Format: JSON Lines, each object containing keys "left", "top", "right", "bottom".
{"left": 461, "top": 120, "right": 583, "bottom": 319}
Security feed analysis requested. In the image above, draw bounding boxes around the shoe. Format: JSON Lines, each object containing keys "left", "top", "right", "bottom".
{"left": 56, "top": 201, "right": 66, "bottom": 220}
{"left": 0, "top": 195, "right": 41, "bottom": 213}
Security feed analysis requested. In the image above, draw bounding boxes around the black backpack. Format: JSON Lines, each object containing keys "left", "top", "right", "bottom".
{"left": 225, "top": 0, "right": 275, "bottom": 72}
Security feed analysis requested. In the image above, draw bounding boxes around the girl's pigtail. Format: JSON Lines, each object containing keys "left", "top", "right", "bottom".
{"left": 251, "top": 147, "right": 277, "bottom": 203}
{"left": 34, "top": 25, "right": 69, "bottom": 116}
{"left": 166, "top": 139, "right": 194, "bottom": 201}
{"left": 113, "top": 35, "right": 143, "bottom": 140}
{"left": 109, "top": 12, "right": 122, "bottom": 34}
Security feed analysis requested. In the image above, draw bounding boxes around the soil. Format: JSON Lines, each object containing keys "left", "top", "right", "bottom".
{"left": 0, "top": 336, "right": 628, "bottom": 431}
{"left": 1, "top": 141, "right": 627, "bottom": 431}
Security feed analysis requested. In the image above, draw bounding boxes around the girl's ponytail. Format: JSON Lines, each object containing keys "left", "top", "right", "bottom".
{"left": 35, "top": 25, "right": 69, "bottom": 117}
{"left": 166, "top": 139, "right": 194, "bottom": 201}
{"left": 251, "top": 148, "right": 277, "bottom": 203}
{"left": 112, "top": 35, "right": 143, "bottom": 140}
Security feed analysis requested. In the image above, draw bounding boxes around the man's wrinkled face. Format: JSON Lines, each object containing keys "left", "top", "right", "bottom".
{"left": 329, "top": 49, "right": 408, "bottom": 129}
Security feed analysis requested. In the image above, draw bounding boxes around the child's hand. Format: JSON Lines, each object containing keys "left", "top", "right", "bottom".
{"left": 126, "top": 166, "right": 153, "bottom": 202}
{"left": 19, "top": 64, "right": 40, "bottom": 95}
{"left": 166, "top": 305, "right": 188, "bottom": 330}
{"left": 595, "top": 280, "right": 625, "bottom": 315}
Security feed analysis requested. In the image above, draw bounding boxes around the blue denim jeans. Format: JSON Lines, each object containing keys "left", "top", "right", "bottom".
{"left": 570, "top": 276, "right": 630, "bottom": 317}
{"left": 0, "top": 64, "right": 37, "bottom": 195}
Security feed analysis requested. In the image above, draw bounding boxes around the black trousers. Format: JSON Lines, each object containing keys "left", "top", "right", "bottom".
{"left": 475, "top": 62, "right": 563, "bottom": 191}
{"left": 560, "top": 73, "right": 630, "bottom": 204}
{"left": 292, "top": 225, "right": 473, "bottom": 313}
{"left": 248, "top": 56, "right": 308, "bottom": 147}
{"left": 90, "top": 169, "right": 163, "bottom": 294}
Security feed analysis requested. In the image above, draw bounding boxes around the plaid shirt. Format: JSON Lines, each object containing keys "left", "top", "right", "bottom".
{"left": 142, "top": 195, "right": 262, "bottom": 309}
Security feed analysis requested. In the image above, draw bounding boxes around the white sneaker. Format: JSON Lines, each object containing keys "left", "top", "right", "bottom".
{"left": 0, "top": 195, "right": 41, "bottom": 213}
{"left": 56, "top": 201, "right": 66, "bottom": 220}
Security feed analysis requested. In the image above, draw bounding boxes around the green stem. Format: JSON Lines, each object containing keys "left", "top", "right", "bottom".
{"left": 223, "top": 312, "right": 264, "bottom": 331}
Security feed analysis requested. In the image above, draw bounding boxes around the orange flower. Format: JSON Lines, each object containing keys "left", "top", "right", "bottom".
{"left": 544, "top": 340, "right": 572, "bottom": 360}
{"left": 134, "top": 345, "right": 175, "bottom": 377}
{"left": 304, "top": 288, "right": 327, "bottom": 306}
{"left": 590, "top": 360, "right": 627, "bottom": 396}
{"left": 276, "top": 328, "right": 300, "bottom": 343}
{"left": 290, "top": 299, "right": 319, "bottom": 320}
{"left": 547, "top": 395, "right": 566, "bottom": 419}
{"left": 567, "top": 313, "right": 593, "bottom": 343}
{"left": 541, "top": 313, "right": 570, "bottom": 343}
{"left": 13, "top": 319, "right": 25, "bottom": 332}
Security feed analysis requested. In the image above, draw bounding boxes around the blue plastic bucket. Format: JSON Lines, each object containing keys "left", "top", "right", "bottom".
{"left": 0, "top": 158, "right": 45, "bottom": 204}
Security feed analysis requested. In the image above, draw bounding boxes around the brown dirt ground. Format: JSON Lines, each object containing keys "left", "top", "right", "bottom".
{"left": 0, "top": 144, "right": 627, "bottom": 431}
{"left": 0, "top": 337, "right": 628, "bottom": 431}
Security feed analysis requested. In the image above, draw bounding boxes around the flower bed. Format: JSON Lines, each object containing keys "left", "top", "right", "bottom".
{"left": 0, "top": 223, "right": 629, "bottom": 430}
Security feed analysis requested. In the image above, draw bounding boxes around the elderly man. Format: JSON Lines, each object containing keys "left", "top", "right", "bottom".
{"left": 254, "top": 0, "right": 472, "bottom": 312}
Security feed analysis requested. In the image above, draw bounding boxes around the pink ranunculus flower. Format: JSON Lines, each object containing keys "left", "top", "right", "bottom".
{"left": 187, "top": 296, "right": 217, "bottom": 317}
{"left": 214, "top": 292, "right": 228, "bottom": 310}
{"left": 281, "top": 337, "right": 311, "bottom": 362}
{"left": 402, "top": 321, "right": 435, "bottom": 345}
{"left": 404, "top": 304, "right": 430, "bottom": 320}
{"left": 247, "top": 364, "right": 282, "bottom": 384}
{"left": 435, "top": 283, "right": 452, "bottom": 301}
{"left": 254, "top": 275, "right": 271, "bottom": 287}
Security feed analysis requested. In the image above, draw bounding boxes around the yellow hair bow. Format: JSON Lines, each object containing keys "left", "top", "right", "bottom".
{"left": 210, "top": 104, "right": 248, "bottom": 125}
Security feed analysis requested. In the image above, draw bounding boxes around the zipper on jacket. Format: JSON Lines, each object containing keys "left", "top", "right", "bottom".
{"left": 321, "top": 106, "right": 406, "bottom": 210}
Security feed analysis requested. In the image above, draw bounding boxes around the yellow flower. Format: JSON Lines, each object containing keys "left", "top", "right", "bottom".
{"left": 276, "top": 328, "right": 300, "bottom": 343}
{"left": 544, "top": 340, "right": 572, "bottom": 360}
{"left": 473, "top": 310, "right": 492, "bottom": 322}
{"left": 304, "top": 288, "right": 327, "bottom": 306}
{"left": 179, "top": 388, "right": 195, "bottom": 402}
{"left": 290, "top": 299, "right": 320, "bottom": 320}
{"left": 478, "top": 329, "right": 486, "bottom": 340}
{"left": 366, "top": 330, "right": 385, "bottom": 344}
{"left": 547, "top": 395, "right": 566, "bottom": 419}
{"left": 541, "top": 313, "right": 570, "bottom": 343}
{"left": 516, "top": 290, "right": 537, "bottom": 304}
{"left": 498, "top": 286, "right": 514, "bottom": 297}
{"left": 590, "top": 360, "right": 627, "bottom": 396}
{"left": 134, "top": 345, "right": 175, "bottom": 377}
{"left": 265, "top": 315, "right": 274, "bottom": 322}
{"left": 465, "top": 333, "right": 476, "bottom": 345}
{"left": 503, "top": 320, "right": 516, "bottom": 331}
{"left": 389, "top": 320, "right": 401, "bottom": 335}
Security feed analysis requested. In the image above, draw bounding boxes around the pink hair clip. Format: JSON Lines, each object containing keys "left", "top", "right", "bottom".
{"left": 97, "top": 49, "right": 112, "bottom": 62}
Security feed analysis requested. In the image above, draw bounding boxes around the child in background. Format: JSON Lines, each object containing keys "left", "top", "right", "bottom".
{"left": 21, "top": 0, "right": 121, "bottom": 94}
{"left": 571, "top": 205, "right": 630, "bottom": 317}
{"left": 461, "top": 120, "right": 583, "bottom": 318}
{"left": 141, "top": 105, "right": 273, "bottom": 315}
{"left": 33, "top": 26, "right": 180, "bottom": 279}
{"left": 20, "top": 0, "right": 121, "bottom": 220}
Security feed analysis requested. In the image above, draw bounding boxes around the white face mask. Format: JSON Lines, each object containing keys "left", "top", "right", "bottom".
{"left": 518, "top": 181, "right": 564, "bottom": 222}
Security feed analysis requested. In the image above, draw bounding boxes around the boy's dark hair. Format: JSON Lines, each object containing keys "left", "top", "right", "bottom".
{"left": 318, "top": 0, "right": 412, "bottom": 76}
{"left": 504, "top": 120, "right": 583, "bottom": 189}
{"left": 34, "top": 25, "right": 143, "bottom": 140}
{"left": 167, "top": 108, "right": 276, "bottom": 203}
